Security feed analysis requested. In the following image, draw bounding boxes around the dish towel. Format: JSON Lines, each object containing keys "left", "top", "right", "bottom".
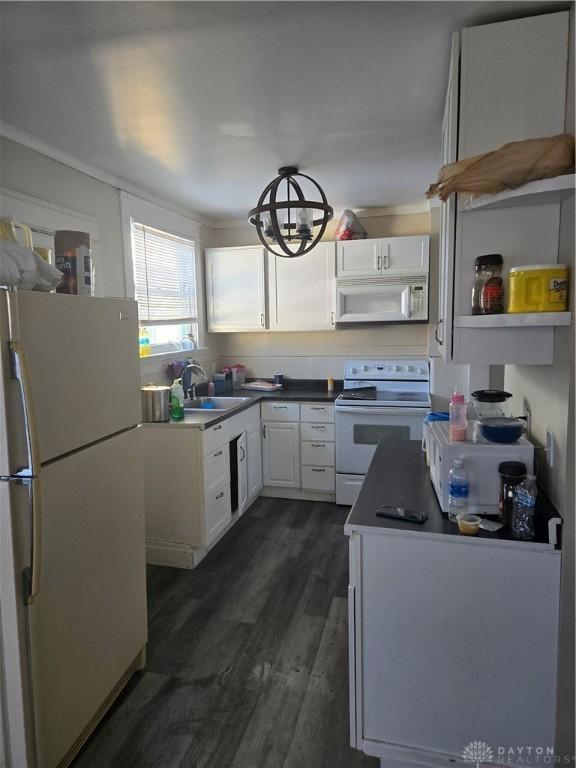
{"left": 0, "top": 241, "right": 63, "bottom": 291}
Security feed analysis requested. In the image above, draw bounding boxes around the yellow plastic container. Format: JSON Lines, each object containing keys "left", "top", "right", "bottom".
{"left": 507, "top": 264, "right": 569, "bottom": 313}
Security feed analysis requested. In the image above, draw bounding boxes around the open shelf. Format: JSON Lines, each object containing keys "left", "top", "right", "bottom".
{"left": 462, "top": 174, "right": 575, "bottom": 211}
{"left": 455, "top": 312, "right": 572, "bottom": 328}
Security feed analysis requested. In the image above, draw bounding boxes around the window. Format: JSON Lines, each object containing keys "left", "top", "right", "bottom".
{"left": 130, "top": 220, "right": 201, "bottom": 354}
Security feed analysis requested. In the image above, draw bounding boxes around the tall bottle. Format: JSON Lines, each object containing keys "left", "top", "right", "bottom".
{"left": 511, "top": 475, "right": 537, "bottom": 540}
{"left": 170, "top": 378, "right": 185, "bottom": 422}
{"left": 449, "top": 388, "right": 467, "bottom": 442}
{"left": 139, "top": 326, "right": 151, "bottom": 358}
{"left": 448, "top": 458, "right": 469, "bottom": 522}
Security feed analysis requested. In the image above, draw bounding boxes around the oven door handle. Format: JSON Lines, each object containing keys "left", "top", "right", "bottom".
{"left": 335, "top": 406, "right": 428, "bottom": 416}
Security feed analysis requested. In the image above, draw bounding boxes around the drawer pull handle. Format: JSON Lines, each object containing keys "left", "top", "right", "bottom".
{"left": 311, "top": 468, "right": 326, "bottom": 473}
{"left": 310, "top": 406, "right": 325, "bottom": 410}
{"left": 215, "top": 491, "right": 224, "bottom": 500}
{"left": 311, "top": 425, "right": 325, "bottom": 430}
{"left": 214, "top": 450, "right": 223, "bottom": 457}
{"left": 273, "top": 405, "right": 288, "bottom": 409}
{"left": 311, "top": 443, "right": 326, "bottom": 448}
{"left": 214, "top": 425, "right": 222, "bottom": 430}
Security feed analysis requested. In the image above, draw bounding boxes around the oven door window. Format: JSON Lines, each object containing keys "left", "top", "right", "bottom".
{"left": 353, "top": 423, "right": 411, "bottom": 445}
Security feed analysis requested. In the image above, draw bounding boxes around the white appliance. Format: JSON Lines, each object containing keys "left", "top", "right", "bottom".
{"left": 335, "top": 359, "right": 431, "bottom": 505}
{"left": 335, "top": 278, "right": 428, "bottom": 324}
{"left": 427, "top": 420, "right": 534, "bottom": 516}
{"left": 0, "top": 290, "right": 147, "bottom": 768}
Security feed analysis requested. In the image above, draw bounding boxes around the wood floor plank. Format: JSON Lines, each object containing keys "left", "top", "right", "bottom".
{"left": 71, "top": 498, "right": 378, "bottom": 768}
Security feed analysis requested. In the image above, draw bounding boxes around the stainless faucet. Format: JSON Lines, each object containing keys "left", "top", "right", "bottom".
{"left": 181, "top": 359, "right": 208, "bottom": 399}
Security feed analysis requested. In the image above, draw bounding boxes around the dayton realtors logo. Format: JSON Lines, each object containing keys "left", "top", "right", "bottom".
{"left": 462, "top": 741, "right": 495, "bottom": 767}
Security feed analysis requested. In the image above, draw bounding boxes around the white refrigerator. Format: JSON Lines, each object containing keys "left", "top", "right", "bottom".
{"left": 0, "top": 289, "right": 147, "bottom": 768}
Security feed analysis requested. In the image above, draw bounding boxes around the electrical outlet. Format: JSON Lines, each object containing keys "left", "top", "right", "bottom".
{"left": 545, "top": 429, "right": 555, "bottom": 468}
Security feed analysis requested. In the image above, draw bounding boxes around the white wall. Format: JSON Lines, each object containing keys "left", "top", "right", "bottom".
{"left": 0, "top": 136, "right": 219, "bottom": 386}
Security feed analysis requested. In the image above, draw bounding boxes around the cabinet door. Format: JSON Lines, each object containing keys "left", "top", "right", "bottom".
{"left": 262, "top": 422, "right": 300, "bottom": 488}
{"left": 268, "top": 242, "right": 336, "bottom": 331}
{"left": 247, "top": 423, "right": 263, "bottom": 501}
{"left": 459, "top": 13, "right": 568, "bottom": 158}
{"left": 205, "top": 246, "right": 266, "bottom": 332}
{"left": 336, "top": 240, "right": 381, "bottom": 278}
{"left": 205, "top": 482, "right": 231, "bottom": 545}
{"left": 383, "top": 236, "right": 429, "bottom": 274}
{"left": 436, "top": 32, "right": 459, "bottom": 362}
{"left": 237, "top": 432, "right": 249, "bottom": 515}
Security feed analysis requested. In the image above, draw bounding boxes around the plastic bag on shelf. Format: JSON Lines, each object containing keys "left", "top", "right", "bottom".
{"left": 335, "top": 209, "right": 367, "bottom": 241}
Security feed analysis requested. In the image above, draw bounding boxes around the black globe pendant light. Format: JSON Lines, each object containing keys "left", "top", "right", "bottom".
{"left": 248, "top": 166, "right": 333, "bottom": 258}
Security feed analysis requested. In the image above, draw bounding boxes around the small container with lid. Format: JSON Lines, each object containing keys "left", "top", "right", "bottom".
{"left": 471, "top": 254, "right": 504, "bottom": 315}
{"left": 449, "top": 388, "right": 467, "bottom": 442}
{"left": 498, "top": 461, "right": 527, "bottom": 527}
{"left": 507, "top": 264, "right": 569, "bottom": 313}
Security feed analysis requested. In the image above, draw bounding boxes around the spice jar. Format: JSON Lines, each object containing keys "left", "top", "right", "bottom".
{"left": 498, "top": 461, "right": 527, "bottom": 527}
{"left": 471, "top": 254, "right": 504, "bottom": 315}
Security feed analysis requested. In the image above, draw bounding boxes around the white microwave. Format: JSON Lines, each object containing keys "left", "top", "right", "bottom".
{"left": 335, "top": 277, "right": 428, "bottom": 323}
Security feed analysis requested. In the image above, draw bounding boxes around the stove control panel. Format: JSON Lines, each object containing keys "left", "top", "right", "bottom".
{"left": 344, "top": 359, "right": 429, "bottom": 381}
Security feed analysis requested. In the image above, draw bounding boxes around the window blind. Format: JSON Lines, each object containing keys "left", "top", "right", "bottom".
{"left": 131, "top": 221, "right": 197, "bottom": 324}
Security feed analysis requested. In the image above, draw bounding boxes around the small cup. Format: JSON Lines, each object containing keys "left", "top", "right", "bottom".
{"left": 273, "top": 373, "right": 284, "bottom": 386}
{"left": 457, "top": 514, "right": 481, "bottom": 536}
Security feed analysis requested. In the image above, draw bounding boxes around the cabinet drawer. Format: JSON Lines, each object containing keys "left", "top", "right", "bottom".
{"left": 300, "top": 403, "right": 334, "bottom": 423}
{"left": 261, "top": 402, "right": 300, "bottom": 422}
{"left": 300, "top": 422, "right": 335, "bottom": 441}
{"left": 205, "top": 480, "right": 232, "bottom": 545}
{"left": 302, "top": 466, "right": 335, "bottom": 492}
{"left": 301, "top": 441, "right": 334, "bottom": 467}
{"left": 203, "top": 444, "right": 229, "bottom": 495}
{"left": 202, "top": 420, "right": 230, "bottom": 455}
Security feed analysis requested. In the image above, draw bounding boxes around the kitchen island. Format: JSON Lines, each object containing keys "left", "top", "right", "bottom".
{"left": 346, "top": 440, "right": 561, "bottom": 766}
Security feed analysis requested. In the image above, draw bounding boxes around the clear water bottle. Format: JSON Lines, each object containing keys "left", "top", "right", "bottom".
{"left": 448, "top": 458, "right": 469, "bottom": 522}
{"left": 511, "top": 475, "right": 537, "bottom": 540}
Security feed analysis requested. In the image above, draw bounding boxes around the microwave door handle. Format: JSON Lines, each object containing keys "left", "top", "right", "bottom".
{"left": 10, "top": 341, "right": 42, "bottom": 604}
{"left": 402, "top": 287, "right": 411, "bottom": 319}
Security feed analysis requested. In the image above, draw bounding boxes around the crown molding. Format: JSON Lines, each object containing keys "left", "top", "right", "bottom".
{"left": 0, "top": 120, "right": 215, "bottom": 229}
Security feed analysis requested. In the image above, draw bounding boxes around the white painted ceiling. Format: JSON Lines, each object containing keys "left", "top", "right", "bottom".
{"left": 0, "top": 1, "right": 564, "bottom": 221}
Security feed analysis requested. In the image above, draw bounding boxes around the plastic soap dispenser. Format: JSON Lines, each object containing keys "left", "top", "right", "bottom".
{"left": 449, "top": 387, "right": 467, "bottom": 442}
{"left": 170, "top": 378, "right": 185, "bottom": 422}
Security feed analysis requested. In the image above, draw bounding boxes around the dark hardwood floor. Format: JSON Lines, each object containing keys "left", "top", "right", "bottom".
{"left": 73, "top": 497, "right": 378, "bottom": 768}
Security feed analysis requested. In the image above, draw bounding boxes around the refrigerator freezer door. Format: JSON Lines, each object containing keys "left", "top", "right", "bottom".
{"left": 21, "top": 427, "right": 147, "bottom": 768}
{"left": 2, "top": 291, "right": 142, "bottom": 465}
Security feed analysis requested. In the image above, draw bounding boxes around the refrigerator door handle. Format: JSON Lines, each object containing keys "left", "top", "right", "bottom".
{"left": 10, "top": 340, "right": 42, "bottom": 604}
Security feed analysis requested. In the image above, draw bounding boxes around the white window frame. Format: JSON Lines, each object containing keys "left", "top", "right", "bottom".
{"left": 120, "top": 192, "right": 206, "bottom": 356}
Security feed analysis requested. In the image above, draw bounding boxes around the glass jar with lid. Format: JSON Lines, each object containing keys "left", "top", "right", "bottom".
{"left": 471, "top": 254, "right": 504, "bottom": 315}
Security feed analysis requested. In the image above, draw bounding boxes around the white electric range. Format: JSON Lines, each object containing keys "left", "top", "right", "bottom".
{"left": 335, "top": 359, "right": 431, "bottom": 505}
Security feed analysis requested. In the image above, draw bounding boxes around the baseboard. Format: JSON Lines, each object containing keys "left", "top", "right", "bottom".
{"left": 146, "top": 539, "right": 197, "bottom": 569}
{"left": 260, "top": 487, "right": 336, "bottom": 502}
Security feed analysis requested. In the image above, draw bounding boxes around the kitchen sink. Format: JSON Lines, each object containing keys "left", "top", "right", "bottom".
{"left": 184, "top": 396, "right": 252, "bottom": 412}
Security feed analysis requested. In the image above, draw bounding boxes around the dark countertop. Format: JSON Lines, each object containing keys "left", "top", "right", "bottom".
{"left": 344, "top": 440, "right": 559, "bottom": 551}
{"left": 143, "top": 379, "right": 342, "bottom": 430}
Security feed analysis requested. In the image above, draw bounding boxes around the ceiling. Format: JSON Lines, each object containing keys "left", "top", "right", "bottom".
{"left": 0, "top": 1, "right": 565, "bottom": 222}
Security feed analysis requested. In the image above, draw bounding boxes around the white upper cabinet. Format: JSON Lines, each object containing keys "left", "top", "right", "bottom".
{"left": 205, "top": 246, "right": 266, "bottom": 332}
{"left": 384, "top": 236, "right": 429, "bottom": 273}
{"left": 336, "top": 240, "right": 380, "bottom": 278}
{"left": 268, "top": 242, "right": 336, "bottom": 331}
{"left": 437, "top": 11, "right": 571, "bottom": 366}
{"left": 337, "top": 237, "right": 429, "bottom": 278}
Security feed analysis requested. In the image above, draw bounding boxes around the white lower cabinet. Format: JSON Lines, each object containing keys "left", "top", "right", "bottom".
{"left": 143, "top": 403, "right": 262, "bottom": 568}
{"left": 347, "top": 528, "right": 561, "bottom": 763}
{"left": 237, "top": 431, "right": 249, "bottom": 514}
{"left": 247, "top": 421, "right": 263, "bottom": 500}
{"left": 262, "top": 421, "right": 300, "bottom": 488}
{"left": 205, "top": 482, "right": 231, "bottom": 544}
